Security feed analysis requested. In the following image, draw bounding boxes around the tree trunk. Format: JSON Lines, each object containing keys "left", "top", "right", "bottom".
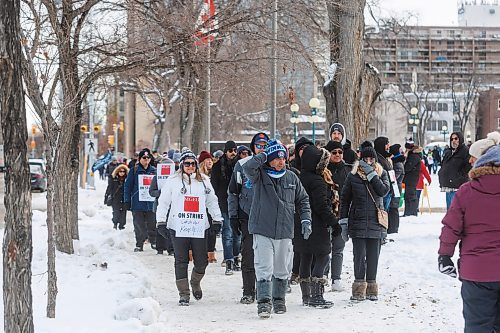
{"left": 0, "top": 0, "right": 35, "bottom": 330}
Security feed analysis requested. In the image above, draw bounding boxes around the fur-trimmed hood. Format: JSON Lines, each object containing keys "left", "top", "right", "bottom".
{"left": 469, "top": 165, "right": 500, "bottom": 179}
{"left": 468, "top": 166, "right": 500, "bottom": 195}
{"left": 112, "top": 164, "right": 129, "bottom": 178}
{"left": 301, "top": 145, "right": 331, "bottom": 175}
{"left": 351, "top": 160, "right": 384, "bottom": 178}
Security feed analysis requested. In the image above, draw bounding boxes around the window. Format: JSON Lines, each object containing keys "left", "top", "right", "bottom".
{"left": 453, "top": 119, "right": 461, "bottom": 132}
{"left": 428, "top": 120, "right": 448, "bottom": 131}
{"left": 498, "top": 99, "right": 500, "bottom": 110}
{"left": 437, "top": 103, "right": 448, "bottom": 112}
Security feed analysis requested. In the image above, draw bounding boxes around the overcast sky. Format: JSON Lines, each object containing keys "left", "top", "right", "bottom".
{"left": 367, "top": 0, "right": 458, "bottom": 26}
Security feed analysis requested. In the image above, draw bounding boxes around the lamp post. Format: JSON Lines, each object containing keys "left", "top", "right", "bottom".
{"left": 440, "top": 125, "right": 449, "bottom": 141}
{"left": 408, "top": 107, "right": 420, "bottom": 134}
{"left": 290, "top": 103, "right": 299, "bottom": 143}
{"left": 466, "top": 130, "right": 471, "bottom": 143}
{"left": 308, "top": 97, "right": 321, "bottom": 143}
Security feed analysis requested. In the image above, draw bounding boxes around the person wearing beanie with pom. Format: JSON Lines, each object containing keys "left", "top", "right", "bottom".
{"left": 242, "top": 138, "right": 311, "bottom": 318}
{"left": 438, "top": 144, "right": 500, "bottom": 332}
{"left": 340, "top": 146, "right": 390, "bottom": 302}
{"left": 124, "top": 149, "right": 157, "bottom": 252}
{"left": 211, "top": 140, "right": 241, "bottom": 275}
{"left": 329, "top": 122, "right": 358, "bottom": 165}
{"left": 228, "top": 132, "right": 269, "bottom": 304}
{"left": 388, "top": 144, "right": 405, "bottom": 234}
{"left": 468, "top": 131, "right": 500, "bottom": 165}
{"left": 156, "top": 150, "right": 223, "bottom": 306}
{"left": 403, "top": 141, "right": 422, "bottom": 217}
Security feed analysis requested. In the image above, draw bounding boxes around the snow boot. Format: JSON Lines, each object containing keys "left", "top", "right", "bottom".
{"left": 225, "top": 260, "right": 234, "bottom": 275}
{"left": 272, "top": 277, "right": 288, "bottom": 314}
{"left": 208, "top": 252, "right": 217, "bottom": 263}
{"left": 133, "top": 245, "right": 143, "bottom": 252}
{"left": 309, "top": 277, "right": 333, "bottom": 308}
{"left": 233, "top": 257, "right": 241, "bottom": 271}
{"left": 330, "top": 279, "right": 344, "bottom": 292}
{"left": 350, "top": 280, "right": 367, "bottom": 302}
{"left": 240, "top": 294, "right": 255, "bottom": 304}
{"left": 256, "top": 280, "right": 272, "bottom": 318}
{"left": 299, "top": 277, "right": 311, "bottom": 306}
{"left": 176, "top": 278, "right": 190, "bottom": 306}
{"left": 190, "top": 270, "right": 204, "bottom": 300}
{"left": 366, "top": 281, "right": 378, "bottom": 301}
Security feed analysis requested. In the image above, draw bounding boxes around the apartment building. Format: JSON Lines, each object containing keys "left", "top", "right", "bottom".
{"left": 477, "top": 87, "right": 500, "bottom": 137}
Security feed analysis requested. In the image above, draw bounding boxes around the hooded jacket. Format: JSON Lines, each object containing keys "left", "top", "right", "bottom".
{"left": 438, "top": 164, "right": 500, "bottom": 282}
{"left": 403, "top": 147, "right": 423, "bottom": 187}
{"left": 211, "top": 154, "right": 235, "bottom": 213}
{"left": 105, "top": 164, "right": 129, "bottom": 209}
{"left": 340, "top": 161, "right": 390, "bottom": 239}
{"left": 123, "top": 162, "right": 156, "bottom": 211}
{"left": 296, "top": 146, "right": 338, "bottom": 255}
{"left": 438, "top": 132, "right": 472, "bottom": 189}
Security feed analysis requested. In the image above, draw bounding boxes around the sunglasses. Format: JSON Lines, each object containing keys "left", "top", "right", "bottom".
{"left": 227, "top": 148, "right": 237, "bottom": 153}
{"left": 451, "top": 137, "right": 459, "bottom": 141}
{"left": 255, "top": 144, "right": 267, "bottom": 149}
{"left": 331, "top": 150, "right": 343, "bottom": 155}
{"left": 141, "top": 156, "right": 151, "bottom": 160}
{"left": 118, "top": 170, "right": 126, "bottom": 173}
{"left": 183, "top": 161, "right": 196, "bottom": 167}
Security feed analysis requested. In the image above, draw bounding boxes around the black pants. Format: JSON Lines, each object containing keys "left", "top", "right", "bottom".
{"left": 112, "top": 208, "right": 126, "bottom": 228}
{"left": 352, "top": 238, "right": 381, "bottom": 281}
{"left": 170, "top": 229, "right": 208, "bottom": 280}
{"left": 240, "top": 219, "right": 256, "bottom": 296}
{"left": 404, "top": 186, "right": 418, "bottom": 216}
{"left": 132, "top": 211, "right": 156, "bottom": 248}
{"left": 462, "top": 280, "right": 500, "bottom": 333}
{"left": 207, "top": 223, "right": 220, "bottom": 252}
{"left": 157, "top": 225, "right": 174, "bottom": 253}
{"left": 299, "top": 253, "right": 329, "bottom": 279}
{"left": 292, "top": 251, "right": 300, "bottom": 275}
{"left": 387, "top": 206, "right": 400, "bottom": 234}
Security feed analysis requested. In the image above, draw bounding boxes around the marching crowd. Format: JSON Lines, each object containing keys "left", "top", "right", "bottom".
{"left": 102, "top": 125, "right": 500, "bottom": 330}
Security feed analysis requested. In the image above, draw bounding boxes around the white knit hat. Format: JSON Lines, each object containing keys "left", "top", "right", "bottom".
{"left": 469, "top": 132, "right": 500, "bottom": 159}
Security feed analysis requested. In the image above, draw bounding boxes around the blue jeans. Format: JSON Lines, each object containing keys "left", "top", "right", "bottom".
{"left": 221, "top": 212, "right": 241, "bottom": 261}
{"left": 446, "top": 191, "right": 457, "bottom": 210}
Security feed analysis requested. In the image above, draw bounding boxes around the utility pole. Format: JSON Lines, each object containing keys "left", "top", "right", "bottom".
{"left": 270, "top": 0, "right": 278, "bottom": 138}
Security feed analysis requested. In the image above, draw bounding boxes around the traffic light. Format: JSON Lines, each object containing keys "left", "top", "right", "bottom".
{"left": 112, "top": 124, "right": 117, "bottom": 132}
{"left": 93, "top": 125, "right": 100, "bottom": 134}
{"left": 108, "top": 135, "right": 114, "bottom": 145}
{"left": 31, "top": 125, "right": 37, "bottom": 135}
{"left": 80, "top": 125, "right": 88, "bottom": 133}
{"left": 30, "top": 140, "right": 36, "bottom": 149}
{"left": 119, "top": 121, "right": 124, "bottom": 131}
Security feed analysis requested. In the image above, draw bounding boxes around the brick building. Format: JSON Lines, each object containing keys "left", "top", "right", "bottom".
{"left": 477, "top": 87, "right": 500, "bottom": 137}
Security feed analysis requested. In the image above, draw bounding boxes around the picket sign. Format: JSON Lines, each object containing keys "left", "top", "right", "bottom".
{"left": 175, "top": 195, "right": 206, "bottom": 238}
{"left": 420, "top": 183, "right": 432, "bottom": 214}
{"left": 157, "top": 162, "right": 175, "bottom": 189}
{"left": 138, "top": 175, "right": 155, "bottom": 202}
{"left": 388, "top": 170, "right": 400, "bottom": 198}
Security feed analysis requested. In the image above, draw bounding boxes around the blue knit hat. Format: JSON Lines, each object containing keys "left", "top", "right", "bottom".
{"left": 266, "top": 139, "right": 287, "bottom": 162}
{"left": 474, "top": 144, "right": 500, "bottom": 168}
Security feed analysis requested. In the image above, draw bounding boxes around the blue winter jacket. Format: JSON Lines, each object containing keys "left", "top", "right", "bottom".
{"left": 123, "top": 163, "right": 156, "bottom": 212}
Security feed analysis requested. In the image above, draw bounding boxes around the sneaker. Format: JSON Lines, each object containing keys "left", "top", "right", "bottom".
{"left": 225, "top": 260, "right": 234, "bottom": 275}
{"left": 240, "top": 295, "right": 255, "bottom": 304}
{"left": 233, "top": 258, "right": 241, "bottom": 272}
{"left": 133, "top": 246, "right": 143, "bottom": 252}
{"left": 257, "top": 302, "right": 272, "bottom": 318}
{"left": 330, "top": 280, "right": 344, "bottom": 292}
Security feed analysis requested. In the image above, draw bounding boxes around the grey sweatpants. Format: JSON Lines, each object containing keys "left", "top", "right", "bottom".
{"left": 253, "top": 234, "right": 292, "bottom": 281}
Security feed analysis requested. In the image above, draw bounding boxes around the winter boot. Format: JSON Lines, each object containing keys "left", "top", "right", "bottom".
{"left": 272, "top": 277, "right": 288, "bottom": 314}
{"left": 290, "top": 273, "right": 299, "bottom": 285}
{"left": 350, "top": 280, "right": 367, "bottom": 302}
{"left": 330, "top": 279, "right": 344, "bottom": 292}
{"left": 240, "top": 294, "right": 255, "bottom": 304}
{"left": 208, "top": 252, "right": 217, "bottom": 263}
{"left": 241, "top": 271, "right": 256, "bottom": 304}
{"left": 299, "top": 277, "right": 311, "bottom": 306}
{"left": 309, "top": 277, "right": 333, "bottom": 308}
{"left": 233, "top": 257, "right": 241, "bottom": 271}
{"left": 366, "top": 281, "right": 378, "bottom": 301}
{"left": 133, "top": 245, "right": 143, "bottom": 252}
{"left": 113, "top": 223, "right": 117, "bottom": 230}
{"left": 256, "top": 280, "right": 272, "bottom": 318}
{"left": 225, "top": 260, "right": 234, "bottom": 276}
{"left": 176, "top": 278, "right": 190, "bottom": 306}
{"left": 190, "top": 270, "right": 205, "bottom": 300}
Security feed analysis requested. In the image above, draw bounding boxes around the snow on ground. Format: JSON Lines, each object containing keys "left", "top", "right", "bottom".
{"left": 0, "top": 176, "right": 463, "bottom": 332}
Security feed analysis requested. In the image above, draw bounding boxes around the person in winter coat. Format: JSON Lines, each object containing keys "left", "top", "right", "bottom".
{"left": 292, "top": 136, "right": 314, "bottom": 171}
{"left": 388, "top": 144, "right": 405, "bottom": 234}
{"left": 328, "top": 122, "right": 357, "bottom": 165}
{"left": 403, "top": 142, "right": 422, "bottom": 217}
{"left": 416, "top": 159, "right": 431, "bottom": 204}
{"left": 438, "top": 132, "right": 472, "bottom": 210}
{"left": 242, "top": 139, "right": 311, "bottom": 318}
{"left": 124, "top": 149, "right": 157, "bottom": 252}
{"left": 297, "top": 145, "right": 340, "bottom": 308}
{"left": 156, "top": 150, "right": 223, "bottom": 306}
{"left": 211, "top": 140, "right": 241, "bottom": 274}
{"left": 106, "top": 156, "right": 120, "bottom": 179}
{"left": 104, "top": 164, "right": 129, "bottom": 229}
{"left": 228, "top": 132, "right": 269, "bottom": 304}
{"left": 438, "top": 144, "right": 500, "bottom": 333}
{"left": 339, "top": 147, "right": 390, "bottom": 302}
{"left": 325, "top": 140, "right": 352, "bottom": 291}
{"left": 432, "top": 147, "right": 441, "bottom": 174}
{"left": 468, "top": 131, "right": 500, "bottom": 166}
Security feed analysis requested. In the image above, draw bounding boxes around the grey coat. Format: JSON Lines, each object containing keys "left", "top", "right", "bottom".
{"left": 242, "top": 153, "right": 311, "bottom": 240}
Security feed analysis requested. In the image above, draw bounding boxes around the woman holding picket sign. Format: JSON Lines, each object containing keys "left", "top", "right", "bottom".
{"left": 156, "top": 150, "right": 223, "bottom": 306}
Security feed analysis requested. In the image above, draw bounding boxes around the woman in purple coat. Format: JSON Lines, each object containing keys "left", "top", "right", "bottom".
{"left": 438, "top": 144, "right": 500, "bottom": 333}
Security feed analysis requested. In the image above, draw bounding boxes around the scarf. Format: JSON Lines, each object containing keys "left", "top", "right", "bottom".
{"left": 264, "top": 167, "right": 286, "bottom": 178}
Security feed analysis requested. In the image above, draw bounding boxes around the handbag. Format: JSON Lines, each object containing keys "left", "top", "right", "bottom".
{"left": 365, "top": 183, "right": 389, "bottom": 229}
{"left": 105, "top": 195, "right": 113, "bottom": 206}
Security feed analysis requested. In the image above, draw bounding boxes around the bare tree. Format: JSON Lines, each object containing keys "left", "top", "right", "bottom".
{"left": 451, "top": 75, "right": 480, "bottom": 134}
{"left": 0, "top": 0, "right": 35, "bottom": 330}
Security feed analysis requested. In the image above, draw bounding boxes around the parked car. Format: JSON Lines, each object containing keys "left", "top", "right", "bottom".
{"left": 29, "top": 160, "right": 47, "bottom": 192}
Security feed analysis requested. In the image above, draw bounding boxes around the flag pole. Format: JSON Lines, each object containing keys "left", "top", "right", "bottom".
{"left": 206, "top": 44, "right": 211, "bottom": 152}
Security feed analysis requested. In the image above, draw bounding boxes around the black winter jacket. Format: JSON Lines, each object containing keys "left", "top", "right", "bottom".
{"left": 391, "top": 154, "right": 405, "bottom": 208}
{"left": 105, "top": 176, "right": 127, "bottom": 210}
{"left": 328, "top": 161, "right": 352, "bottom": 194}
{"left": 403, "top": 150, "right": 422, "bottom": 187}
{"left": 211, "top": 155, "right": 235, "bottom": 213}
{"left": 340, "top": 162, "right": 390, "bottom": 239}
{"left": 296, "top": 146, "right": 338, "bottom": 255}
{"left": 438, "top": 132, "right": 471, "bottom": 189}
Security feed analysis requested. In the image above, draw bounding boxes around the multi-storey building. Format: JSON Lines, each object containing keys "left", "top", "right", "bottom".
{"left": 458, "top": 1, "right": 500, "bottom": 27}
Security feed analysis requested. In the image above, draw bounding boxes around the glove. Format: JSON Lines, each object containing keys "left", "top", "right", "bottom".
{"left": 123, "top": 202, "right": 131, "bottom": 211}
{"left": 230, "top": 218, "right": 241, "bottom": 236}
{"left": 438, "top": 255, "right": 457, "bottom": 278}
{"left": 157, "top": 222, "right": 169, "bottom": 239}
{"left": 301, "top": 220, "right": 312, "bottom": 240}
{"left": 359, "top": 160, "right": 376, "bottom": 181}
{"left": 211, "top": 223, "right": 221, "bottom": 234}
{"left": 339, "top": 218, "right": 349, "bottom": 242}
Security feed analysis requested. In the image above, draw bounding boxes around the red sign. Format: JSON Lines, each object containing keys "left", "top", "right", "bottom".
{"left": 184, "top": 196, "right": 200, "bottom": 212}
{"left": 142, "top": 176, "right": 152, "bottom": 186}
{"left": 160, "top": 165, "right": 171, "bottom": 176}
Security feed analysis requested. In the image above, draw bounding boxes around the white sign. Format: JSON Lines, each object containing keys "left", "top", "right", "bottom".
{"left": 84, "top": 138, "right": 98, "bottom": 155}
{"left": 156, "top": 162, "right": 175, "bottom": 189}
{"left": 388, "top": 170, "right": 400, "bottom": 198}
{"left": 175, "top": 195, "right": 206, "bottom": 238}
{"left": 138, "top": 174, "right": 155, "bottom": 202}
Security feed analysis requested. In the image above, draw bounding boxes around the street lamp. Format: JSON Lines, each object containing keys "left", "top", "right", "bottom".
{"left": 408, "top": 107, "right": 420, "bottom": 135}
{"left": 308, "top": 97, "right": 321, "bottom": 143}
{"left": 440, "top": 125, "right": 449, "bottom": 141}
{"left": 466, "top": 130, "right": 471, "bottom": 143}
{"left": 290, "top": 103, "right": 300, "bottom": 143}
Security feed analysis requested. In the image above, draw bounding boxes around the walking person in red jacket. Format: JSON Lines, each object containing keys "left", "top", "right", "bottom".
{"left": 416, "top": 159, "right": 431, "bottom": 205}
{"left": 438, "top": 144, "right": 500, "bottom": 333}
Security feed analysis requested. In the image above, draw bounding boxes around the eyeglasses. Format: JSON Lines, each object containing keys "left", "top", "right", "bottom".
{"left": 183, "top": 161, "right": 196, "bottom": 167}
{"left": 255, "top": 144, "right": 267, "bottom": 149}
{"left": 451, "top": 137, "right": 459, "bottom": 141}
{"left": 331, "top": 150, "right": 343, "bottom": 155}
{"left": 227, "top": 148, "right": 237, "bottom": 153}
{"left": 141, "top": 156, "right": 151, "bottom": 160}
